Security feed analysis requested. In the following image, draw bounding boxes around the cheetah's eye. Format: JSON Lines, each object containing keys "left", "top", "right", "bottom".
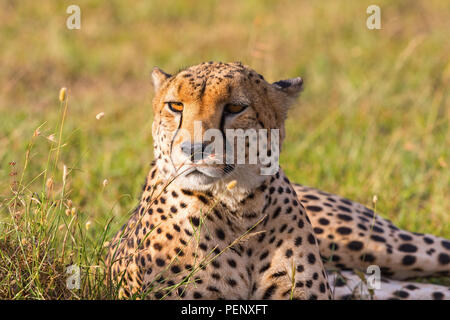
{"left": 224, "top": 104, "right": 248, "bottom": 115}
{"left": 166, "top": 102, "right": 184, "bottom": 113}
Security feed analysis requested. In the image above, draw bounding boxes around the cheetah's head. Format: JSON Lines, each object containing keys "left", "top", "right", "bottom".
{"left": 150, "top": 62, "right": 302, "bottom": 192}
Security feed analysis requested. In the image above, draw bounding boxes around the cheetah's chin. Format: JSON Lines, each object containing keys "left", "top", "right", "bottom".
{"left": 179, "top": 164, "right": 234, "bottom": 179}
{"left": 173, "top": 164, "right": 238, "bottom": 191}
{"left": 179, "top": 167, "right": 221, "bottom": 186}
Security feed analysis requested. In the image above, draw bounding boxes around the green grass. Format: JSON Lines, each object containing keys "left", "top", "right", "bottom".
{"left": 0, "top": 0, "right": 449, "bottom": 299}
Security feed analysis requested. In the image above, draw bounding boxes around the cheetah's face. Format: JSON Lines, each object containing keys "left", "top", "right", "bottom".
{"left": 150, "top": 62, "right": 303, "bottom": 192}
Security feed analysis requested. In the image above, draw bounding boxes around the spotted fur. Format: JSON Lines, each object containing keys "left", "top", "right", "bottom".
{"left": 106, "top": 62, "right": 450, "bottom": 300}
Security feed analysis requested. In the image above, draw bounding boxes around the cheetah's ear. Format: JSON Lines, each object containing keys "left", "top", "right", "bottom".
{"left": 272, "top": 77, "right": 303, "bottom": 98}
{"left": 151, "top": 67, "right": 171, "bottom": 92}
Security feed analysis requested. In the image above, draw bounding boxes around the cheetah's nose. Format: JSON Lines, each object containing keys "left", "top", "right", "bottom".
{"left": 180, "top": 141, "right": 209, "bottom": 162}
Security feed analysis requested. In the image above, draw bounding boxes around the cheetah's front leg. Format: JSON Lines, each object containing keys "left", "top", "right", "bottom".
{"left": 249, "top": 179, "right": 332, "bottom": 299}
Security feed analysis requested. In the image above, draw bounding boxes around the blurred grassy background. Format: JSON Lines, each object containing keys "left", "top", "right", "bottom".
{"left": 1, "top": 0, "right": 449, "bottom": 241}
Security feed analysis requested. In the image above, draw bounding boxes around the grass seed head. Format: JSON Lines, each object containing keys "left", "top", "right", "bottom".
{"left": 47, "top": 134, "right": 56, "bottom": 143}
{"left": 59, "top": 87, "right": 67, "bottom": 102}
{"left": 46, "top": 177, "right": 54, "bottom": 191}
{"left": 63, "top": 165, "right": 68, "bottom": 185}
{"left": 96, "top": 112, "right": 105, "bottom": 120}
{"left": 226, "top": 180, "right": 237, "bottom": 190}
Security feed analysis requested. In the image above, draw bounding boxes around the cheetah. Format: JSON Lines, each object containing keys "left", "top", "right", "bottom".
{"left": 106, "top": 62, "right": 450, "bottom": 300}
